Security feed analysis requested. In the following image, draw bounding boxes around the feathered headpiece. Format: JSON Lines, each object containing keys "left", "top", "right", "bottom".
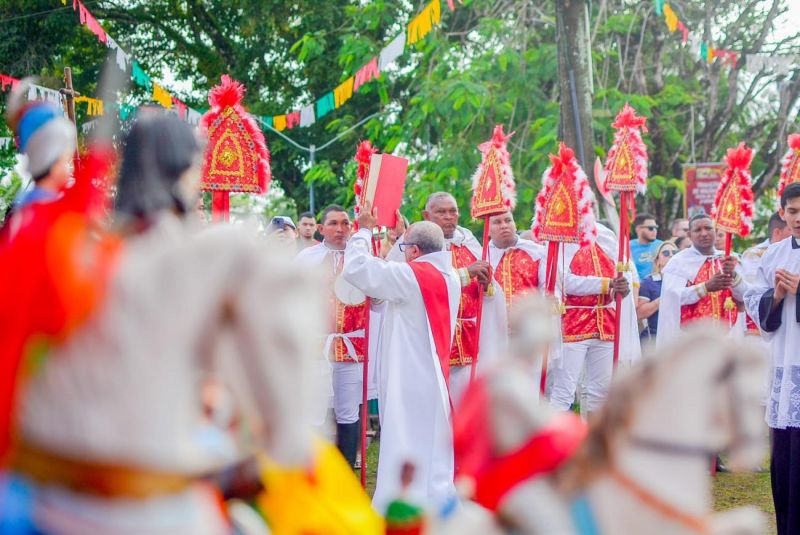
{"left": 200, "top": 75, "right": 271, "bottom": 194}
{"left": 353, "top": 140, "right": 378, "bottom": 216}
{"left": 603, "top": 103, "right": 648, "bottom": 195}
{"left": 470, "top": 125, "right": 517, "bottom": 219}
{"left": 778, "top": 134, "right": 800, "bottom": 198}
{"left": 532, "top": 143, "right": 597, "bottom": 246}
{"left": 712, "top": 142, "right": 754, "bottom": 237}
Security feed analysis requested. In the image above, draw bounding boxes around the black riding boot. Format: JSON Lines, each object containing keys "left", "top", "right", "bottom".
{"left": 337, "top": 420, "right": 361, "bottom": 468}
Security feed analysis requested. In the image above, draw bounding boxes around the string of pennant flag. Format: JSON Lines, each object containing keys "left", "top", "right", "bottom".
{"left": 15, "top": 0, "right": 449, "bottom": 133}
{"left": 261, "top": 0, "right": 445, "bottom": 131}
{"left": 654, "top": 0, "right": 798, "bottom": 71}
{"left": 58, "top": 0, "right": 203, "bottom": 124}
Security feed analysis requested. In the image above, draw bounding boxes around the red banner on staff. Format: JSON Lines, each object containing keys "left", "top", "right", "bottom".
{"left": 683, "top": 162, "right": 725, "bottom": 217}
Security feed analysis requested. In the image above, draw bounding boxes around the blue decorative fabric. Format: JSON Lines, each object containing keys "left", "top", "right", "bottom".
{"left": 0, "top": 472, "right": 37, "bottom": 534}
{"left": 570, "top": 495, "right": 601, "bottom": 535}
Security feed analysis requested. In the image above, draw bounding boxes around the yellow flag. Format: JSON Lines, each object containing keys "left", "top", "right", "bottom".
{"left": 407, "top": 0, "right": 441, "bottom": 45}
{"left": 663, "top": 4, "right": 678, "bottom": 33}
{"left": 334, "top": 77, "right": 354, "bottom": 108}
{"left": 273, "top": 114, "right": 287, "bottom": 131}
{"left": 151, "top": 83, "right": 172, "bottom": 109}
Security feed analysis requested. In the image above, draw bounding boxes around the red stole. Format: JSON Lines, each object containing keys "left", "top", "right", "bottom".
{"left": 408, "top": 261, "right": 452, "bottom": 387}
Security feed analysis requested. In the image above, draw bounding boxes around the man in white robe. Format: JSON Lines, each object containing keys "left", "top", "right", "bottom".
{"left": 294, "top": 205, "right": 377, "bottom": 467}
{"left": 744, "top": 183, "right": 800, "bottom": 535}
{"left": 388, "top": 192, "right": 506, "bottom": 405}
{"left": 657, "top": 214, "right": 747, "bottom": 348}
{"left": 343, "top": 207, "right": 460, "bottom": 513}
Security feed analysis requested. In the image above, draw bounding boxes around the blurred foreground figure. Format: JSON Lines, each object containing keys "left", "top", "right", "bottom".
{"left": 442, "top": 318, "right": 767, "bottom": 535}
{"left": 0, "top": 111, "right": 323, "bottom": 534}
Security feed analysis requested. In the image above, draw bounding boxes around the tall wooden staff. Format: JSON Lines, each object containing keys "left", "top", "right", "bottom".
{"left": 602, "top": 104, "right": 648, "bottom": 371}
{"left": 532, "top": 143, "right": 597, "bottom": 394}
{"left": 353, "top": 140, "right": 378, "bottom": 488}
{"left": 469, "top": 125, "right": 517, "bottom": 382}
{"left": 711, "top": 143, "right": 754, "bottom": 323}
{"left": 199, "top": 75, "right": 271, "bottom": 222}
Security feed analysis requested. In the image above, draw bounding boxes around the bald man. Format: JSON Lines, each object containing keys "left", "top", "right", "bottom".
{"left": 388, "top": 192, "right": 506, "bottom": 404}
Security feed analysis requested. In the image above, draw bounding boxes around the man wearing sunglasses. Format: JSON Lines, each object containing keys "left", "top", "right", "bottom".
{"left": 387, "top": 192, "right": 504, "bottom": 405}
{"left": 630, "top": 213, "right": 663, "bottom": 279}
{"left": 343, "top": 201, "right": 460, "bottom": 513}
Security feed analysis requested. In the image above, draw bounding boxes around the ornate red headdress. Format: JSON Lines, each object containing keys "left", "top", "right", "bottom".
{"left": 712, "top": 142, "right": 754, "bottom": 237}
{"left": 603, "top": 103, "right": 648, "bottom": 195}
{"left": 778, "top": 134, "right": 800, "bottom": 198}
{"left": 470, "top": 125, "right": 516, "bottom": 219}
{"left": 200, "top": 75, "right": 271, "bottom": 195}
{"left": 532, "top": 143, "right": 597, "bottom": 246}
{"left": 353, "top": 140, "right": 378, "bottom": 217}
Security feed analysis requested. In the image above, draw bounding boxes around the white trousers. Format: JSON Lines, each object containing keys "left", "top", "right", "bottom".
{"left": 333, "top": 361, "right": 363, "bottom": 424}
{"left": 450, "top": 365, "right": 472, "bottom": 408}
{"left": 549, "top": 338, "right": 613, "bottom": 413}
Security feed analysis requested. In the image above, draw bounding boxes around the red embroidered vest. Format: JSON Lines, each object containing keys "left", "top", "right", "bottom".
{"left": 325, "top": 251, "right": 367, "bottom": 363}
{"left": 494, "top": 248, "right": 540, "bottom": 314}
{"left": 450, "top": 244, "right": 479, "bottom": 366}
{"left": 562, "top": 244, "right": 616, "bottom": 343}
{"left": 680, "top": 259, "right": 737, "bottom": 326}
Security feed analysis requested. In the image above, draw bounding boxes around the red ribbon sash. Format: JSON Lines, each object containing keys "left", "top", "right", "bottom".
{"left": 408, "top": 261, "right": 452, "bottom": 387}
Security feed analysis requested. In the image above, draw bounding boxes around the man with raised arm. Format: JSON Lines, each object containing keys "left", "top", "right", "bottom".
{"left": 343, "top": 202, "right": 460, "bottom": 513}
{"left": 388, "top": 192, "right": 504, "bottom": 404}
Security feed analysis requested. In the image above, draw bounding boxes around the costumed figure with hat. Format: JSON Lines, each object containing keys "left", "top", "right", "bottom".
{"left": 1, "top": 78, "right": 78, "bottom": 240}
{"left": 0, "top": 87, "right": 329, "bottom": 533}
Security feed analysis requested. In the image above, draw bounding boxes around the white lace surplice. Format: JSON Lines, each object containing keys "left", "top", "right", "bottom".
{"left": 744, "top": 236, "right": 800, "bottom": 429}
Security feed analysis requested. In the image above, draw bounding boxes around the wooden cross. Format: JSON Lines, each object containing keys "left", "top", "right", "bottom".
{"left": 59, "top": 67, "right": 80, "bottom": 125}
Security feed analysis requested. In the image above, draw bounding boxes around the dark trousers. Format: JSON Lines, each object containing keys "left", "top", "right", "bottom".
{"left": 771, "top": 427, "right": 800, "bottom": 535}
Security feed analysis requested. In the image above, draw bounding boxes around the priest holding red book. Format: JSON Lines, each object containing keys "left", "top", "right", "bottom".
{"left": 343, "top": 201, "right": 460, "bottom": 513}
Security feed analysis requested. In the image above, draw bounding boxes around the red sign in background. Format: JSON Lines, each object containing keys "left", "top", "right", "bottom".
{"left": 683, "top": 162, "right": 726, "bottom": 218}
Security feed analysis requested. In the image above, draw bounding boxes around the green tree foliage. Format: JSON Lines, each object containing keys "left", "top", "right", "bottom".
{"left": 2, "top": 0, "right": 798, "bottom": 235}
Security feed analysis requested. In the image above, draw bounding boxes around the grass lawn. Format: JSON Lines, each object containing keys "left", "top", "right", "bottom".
{"left": 713, "top": 468, "right": 775, "bottom": 533}
{"left": 365, "top": 439, "right": 776, "bottom": 532}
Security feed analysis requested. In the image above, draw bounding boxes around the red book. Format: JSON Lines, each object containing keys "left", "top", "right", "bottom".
{"left": 365, "top": 153, "right": 408, "bottom": 228}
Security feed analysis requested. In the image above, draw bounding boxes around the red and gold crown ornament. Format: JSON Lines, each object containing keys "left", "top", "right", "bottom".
{"left": 470, "top": 125, "right": 517, "bottom": 219}
{"left": 603, "top": 103, "right": 648, "bottom": 195}
{"left": 712, "top": 142, "right": 754, "bottom": 239}
{"left": 532, "top": 142, "right": 597, "bottom": 247}
{"left": 778, "top": 134, "right": 800, "bottom": 199}
{"left": 200, "top": 75, "right": 271, "bottom": 220}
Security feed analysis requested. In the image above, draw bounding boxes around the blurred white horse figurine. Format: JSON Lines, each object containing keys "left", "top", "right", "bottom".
{"left": 441, "top": 296, "right": 768, "bottom": 535}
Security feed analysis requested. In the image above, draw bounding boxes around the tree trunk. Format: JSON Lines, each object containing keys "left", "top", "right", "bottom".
{"left": 555, "top": 0, "right": 597, "bottom": 200}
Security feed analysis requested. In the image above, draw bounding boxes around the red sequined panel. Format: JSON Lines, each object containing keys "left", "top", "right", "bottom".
{"left": 332, "top": 299, "right": 368, "bottom": 363}
{"left": 680, "top": 259, "right": 737, "bottom": 326}
{"left": 494, "top": 249, "right": 540, "bottom": 313}
{"left": 450, "top": 244, "right": 479, "bottom": 366}
{"left": 562, "top": 244, "right": 616, "bottom": 342}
